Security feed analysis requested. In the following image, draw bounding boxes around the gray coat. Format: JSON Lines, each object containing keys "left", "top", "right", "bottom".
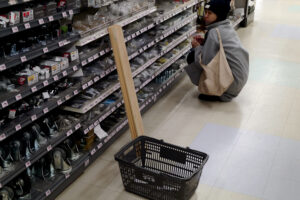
{"left": 185, "top": 20, "right": 249, "bottom": 101}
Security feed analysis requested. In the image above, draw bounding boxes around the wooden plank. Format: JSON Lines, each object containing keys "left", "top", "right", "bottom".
{"left": 108, "top": 25, "right": 144, "bottom": 139}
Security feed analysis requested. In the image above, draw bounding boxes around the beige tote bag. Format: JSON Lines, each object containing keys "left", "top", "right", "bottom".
{"left": 198, "top": 28, "right": 234, "bottom": 96}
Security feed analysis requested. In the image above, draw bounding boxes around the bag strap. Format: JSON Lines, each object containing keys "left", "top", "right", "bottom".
{"left": 215, "top": 28, "right": 223, "bottom": 49}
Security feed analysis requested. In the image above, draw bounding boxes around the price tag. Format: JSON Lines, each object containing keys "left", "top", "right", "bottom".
{"left": 15, "top": 124, "right": 21, "bottom": 131}
{"left": 58, "top": 41, "right": 64, "bottom": 47}
{"left": 62, "top": 12, "right": 68, "bottom": 18}
{"left": 82, "top": 84, "right": 87, "bottom": 90}
{"left": 65, "top": 173, "right": 70, "bottom": 179}
{"left": 25, "top": 161, "right": 31, "bottom": 168}
{"left": 15, "top": 94, "right": 22, "bottom": 101}
{"left": 73, "top": 90, "right": 78, "bottom": 95}
{"left": 75, "top": 123, "right": 81, "bottom": 130}
{"left": 93, "top": 54, "right": 99, "bottom": 60}
{"left": 48, "top": 16, "right": 54, "bottom": 21}
{"left": 62, "top": 71, "right": 68, "bottom": 77}
{"left": 89, "top": 124, "right": 94, "bottom": 130}
{"left": 69, "top": 10, "right": 74, "bottom": 15}
{"left": 84, "top": 129, "right": 89, "bottom": 134}
{"left": 43, "top": 107, "right": 49, "bottom": 114}
{"left": 65, "top": 95, "right": 71, "bottom": 101}
{"left": 24, "top": 23, "right": 31, "bottom": 29}
{"left": 0, "top": 64, "right": 6, "bottom": 71}
{"left": 43, "top": 80, "right": 49, "bottom": 86}
{"left": 94, "top": 121, "right": 99, "bottom": 126}
{"left": 94, "top": 76, "right": 100, "bottom": 82}
{"left": 45, "top": 190, "right": 51, "bottom": 197}
{"left": 31, "top": 86, "right": 37, "bottom": 92}
{"left": 53, "top": 75, "right": 59, "bottom": 81}
{"left": 90, "top": 148, "right": 96, "bottom": 155}
{"left": 84, "top": 159, "right": 89, "bottom": 167}
{"left": 0, "top": 133, "right": 6, "bottom": 141}
{"left": 81, "top": 60, "right": 87, "bottom": 66}
{"left": 73, "top": 65, "right": 78, "bottom": 71}
{"left": 12, "top": 26, "right": 19, "bottom": 33}
{"left": 67, "top": 129, "right": 73, "bottom": 136}
{"left": 97, "top": 143, "right": 103, "bottom": 149}
{"left": 43, "top": 47, "right": 49, "bottom": 53}
{"left": 88, "top": 57, "right": 94, "bottom": 62}
{"left": 57, "top": 99, "right": 62, "bottom": 105}
{"left": 1, "top": 101, "right": 8, "bottom": 108}
{"left": 21, "top": 56, "right": 27, "bottom": 63}
{"left": 88, "top": 80, "right": 93, "bottom": 86}
{"left": 38, "top": 19, "right": 44, "bottom": 24}
{"left": 100, "top": 50, "right": 105, "bottom": 56}
{"left": 47, "top": 145, "right": 52, "bottom": 152}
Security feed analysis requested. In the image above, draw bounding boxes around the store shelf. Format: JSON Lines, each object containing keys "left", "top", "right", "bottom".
{"left": 76, "top": 6, "right": 157, "bottom": 47}
{"left": 0, "top": 8, "right": 80, "bottom": 39}
{"left": 155, "top": 0, "right": 201, "bottom": 24}
{"left": 0, "top": 33, "right": 80, "bottom": 72}
{"left": 0, "top": 61, "right": 80, "bottom": 110}
{"left": 63, "top": 24, "right": 194, "bottom": 114}
{"left": 0, "top": 0, "right": 34, "bottom": 9}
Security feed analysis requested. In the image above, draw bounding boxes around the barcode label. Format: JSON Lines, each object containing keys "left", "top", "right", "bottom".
{"left": 69, "top": 10, "right": 74, "bottom": 15}
{"left": 81, "top": 60, "right": 87, "bottom": 66}
{"left": 93, "top": 54, "right": 99, "bottom": 60}
{"left": 94, "top": 76, "right": 100, "bottom": 82}
{"left": 65, "top": 95, "right": 71, "bottom": 100}
{"left": 100, "top": 51, "right": 105, "bottom": 56}
{"left": 63, "top": 71, "right": 67, "bottom": 76}
{"left": 82, "top": 84, "right": 87, "bottom": 90}
{"left": 73, "top": 65, "right": 78, "bottom": 71}
{"left": 67, "top": 130, "right": 73, "bottom": 136}
{"left": 15, "top": 124, "right": 21, "bottom": 131}
{"left": 43, "top": 47, "right": 49, "bottom": 53}
{"left": 43, "top": 80, "right": 49, "bottom": 86}
{"left": 65, "top": 173, "right": 70, "bottom": 179}
{"left": 43, "top": 107, "right": 49, "bottom": 114}
{"left": 24, "top": 23, "right": 30, "bottom": 29}
{"left": 58, "top": 41, "right": 64, "bottom": 47}
{"left": 31, "top": 86, "right": 37, "bottom": 92}
{"left": 90, "top": 148, "right": 96, "bottom": 155}
{"left": 48, "top": 16, "right": 54, "bottom": 21}
{"left": 89, "top": 125, "right": 94, "bottom": 130}
{"left": 47, "top": 145, "right": 52, "bottom": 151}
{"left": 88, "top": 80, "right": 93, "bottom": 86}
{"left": 38, "top": 19, "right": 44, "bottom": 24}
{"left": 1, "top": 101, "right": 8, "bottom": 108}
{"left": 15, "top": 94, "right": 22, "bottom": 101}
{"left": 73, "top": 90, "right": 78, "bottom": 95}
{"left": 84, "top": 159, "right": 89, "bottom": 166}
{"left": 75, "top": 123, "right": 81, "bottom": 130}
{"left": 62, "top": 12, "right": 68, "bottom": 18}
{"left": 97, "top": 143, "right": 103, "bottom": 149}
{"left": 25, "top": 161, "right": 31, "bottom": 168}
{"left": 45, "top": 190, "right": 51, "bottom": 197}
{"left": 57, "top": 99, "right": 62, "bottom": 105}
{"left": 0, "top": 134, "right": 6, "bottom": 141}
{"left": 88, "top": 57, "right": 94, "bottom": 62}
{"left": 0, "top": 64, "right": 6, "bottom": 71}
{"left": 84, "top": 129, "right": 89, "bottom": 134}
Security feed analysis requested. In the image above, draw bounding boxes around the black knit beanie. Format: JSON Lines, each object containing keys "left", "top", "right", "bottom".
{"left": 205, "top": 0, "right": 231, "bottom": 21}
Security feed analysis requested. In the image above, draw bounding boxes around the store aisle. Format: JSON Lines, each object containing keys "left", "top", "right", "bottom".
{"left": 57, "top": 0, "right": 300, "bottom": 199}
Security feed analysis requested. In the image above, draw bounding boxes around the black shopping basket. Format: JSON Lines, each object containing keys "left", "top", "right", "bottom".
{"left": 115, "top": 136, "right": 209, "bottom": 200}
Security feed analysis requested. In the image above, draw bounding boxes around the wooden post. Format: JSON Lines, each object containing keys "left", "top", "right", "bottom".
{"left": 108, "top": 25, "right": 144, "bottom": 139}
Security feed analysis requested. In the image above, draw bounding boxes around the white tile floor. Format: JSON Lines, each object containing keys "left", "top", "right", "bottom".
{"left": 57, "top": 0, "right": 300, "bottom": 199}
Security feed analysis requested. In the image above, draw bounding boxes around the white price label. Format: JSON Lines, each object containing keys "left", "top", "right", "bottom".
{"left": 31, "top": 86, "right": 37, "bottom": 92}
{"left": 82, "top": 84, "right": 87, "bottom": 90}
{"left": 57, "top": 99, "right": 62, "bottom": 105}
{"left": 45, "top": 190, "right": 51, "bottom": 197}
{"left": 58, "top": 41, "right": 64, "bottom": 47}
{"left": 94, "top": 76, "right": 100, "bottom": 82}
{"left": 73, "top": 65, "right": 78, "bottom": 71}
{"left": 100, "top": 51, "right": 105, "bottom": 56}
{"left": 43, "top": 107, "right": 49, "bottom": 114}
{"left": 65, "top": 173, "right": 70, "bottom": 179}
{"left": 38, "top": 19, "right": 44, "bottom": 24}
{"left": 89, "top": 125, "right": 94, "bottom": 130}
{"left": 84, "top": 159, "right": 89, "bottom": 166}
{"left": 88, "top": 80, "right": 93, "bottom": 86}
{"left": 94, "top": 121, "right": 99, "bottom": 126}
{"left": 69, "top": 10, "right": 74, "bottom": 15}
{"left": 81, "top": 60, "right": 87, "bottom": 66}
{"left": 0, "top": 134, "right": 6, "bottom": 141}
{"left": 73, "top": 90, "right": 78, "bottom": 95}
{"left": 15, "top": 124, "right": 21, "bottom": 131}
{"left": 84, "top": 129, "right": 89, "bottom": 134}
{"left": 65, "top": 95, "right": 71, "bottom": 100}
{"left": 12, "top": 26, "right": 19, "bottom": 33}
{"left": 75, "top": 123, "right": 81, "bottom": 130}
{"left": 62, "top": 12, "right": 68, "bottom": 18}
{"left": 93, "top": 54, "right": 99, "bottom": 60}
{"left": 43, "top": 80, "right": 49, "bottom": 86}
{"left": 21, "top": 56, "right": 27, "bottom": 63}
{"left": 67, "top": 129, "right": 73, "bottom": 136}
{"left": 25, "top": 161, "right": 31, "bottom": 168}
{"left": 43, "top": 47, "right": 49, "bottom": 53}
{"left": 48, "top": 16, "right": 54, "bottom": 21}
{"left": 1, "top": 101, "right": 8, "bottom": 108}
{"left": 97, "top": 143, "right": 103, "bottom": 149}
{"left": 88, "top": 57, "right": 94, "bottom": 62}
{"left": 90, "top": 148, "right": 96, "bottom": 155}
{"left": 24, "top": 23, "right": 30, "bottom": 29}
{"left": 63, "top": 70, "right": 67, "bottom": 76}
{"left": 47, "top": 145, "right": 52, "bottom": 151}
{"left": 15, "top": 94, "right": 22, "bottom": 101}
{"left": 0, "top": 64, "right": 6, "bottom": 71}
{"left": 53, "top": 75, "right": 59, "bottom": 81}
{"left": 31, "top": 114, "right": 37, "bottom": 121}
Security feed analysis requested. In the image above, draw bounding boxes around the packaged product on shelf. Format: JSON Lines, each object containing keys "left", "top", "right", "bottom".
{"left": 46, "top": 1, "right": 58, "bottom": 16}
{"left": 0, "top": 15, "right": 9, "bottom": 28}
{"left": 16, "top": 69, "right": 39, "bottom": 86}
{"left": 33, "top": 4, "right": 45, "bottom": 19}
{"left": 40, "top": 60, "right": 61, "bottom": 75}
{"left": 22, "top": 9, "right": 34, "bottom": 23}
{"left": 33, "top": 66, "right": 50, "bottom": 80}
{"left": 8, "top": 11, "right": 20, "bottom": 25}
{"left": 50, "top": 56, "right": 69, "bottom": 70}
{"left": 61, "top": 45, "right": 79, "bottom": 62}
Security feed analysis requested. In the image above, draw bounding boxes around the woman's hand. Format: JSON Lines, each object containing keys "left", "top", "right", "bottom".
{"left": 192, "top": 38, "right": 200, "bottom": 48}
{"left": 191, "top": 35, "right": 204, "bottom": 48}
